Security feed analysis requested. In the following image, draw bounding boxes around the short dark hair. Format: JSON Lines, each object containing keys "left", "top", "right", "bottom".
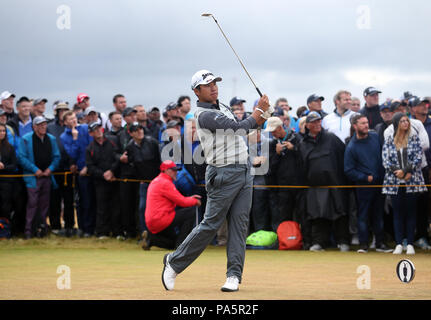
{"left": 108, "top": 111, "right": 122, "bottom": 120}
{"left": 177, "top": 95, "right": 190, "bottom": 107}
{"left": 296, "top": 106, "right": 308, "bottom": 118}
{"left": 350, "top": 113, "right": 367, "bottom": 125}
{"left": 275, "top": 97, "right": 288, "bottom": 107}
{"left": 113, "top": 94, "right": 125, "bottom": 104}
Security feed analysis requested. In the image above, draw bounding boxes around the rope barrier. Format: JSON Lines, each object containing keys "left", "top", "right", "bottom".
{"left": 0, "top": 172, "right": 429, "bottom": 189}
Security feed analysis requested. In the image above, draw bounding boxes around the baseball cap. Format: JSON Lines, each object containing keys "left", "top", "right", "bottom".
{"left": 389, "top": 100, "right": 404, "bottom": 112}
{"left": 264, "top": 117, "right": 283, "bottom": 132}
{"left": 129, "top": 122, "right": 143, "bottom": 132}
{"left": 306, "top": 111, "right": 322, "bottom": 123}
{"left": 0, "top": 109, "right": 6, "bottom": 117}
{"left": 409, "top": 96, "right": 430, "bottom": 107}
{"left": 88, "top": 121, "right": 102, "bottom": 132}
{"left": 77, "top": 93, "right": 89, "bottom": 104}
{"left": 122, "top": 107, "right": 137, "bottom": 117}
{"left": 191, "top": 69, "right": 222, "bottom": 90}
{"left": 17, "top": 96, "right": 30, "bottom": 105}
{"left": 160, "top": 160, "right": 181, "bottom": 172}
{"left": 307, "top": 94, "right": 324, "bottom": 105}
{"left": 150, "top": 107, "right": 160, "bottom": 113}
{"left": 230, "top": 96, "right": 246, "bottom": 107}
{"left": 33, "top": 98, "right": 48, "bottom": 105}
{"left": 84, "top": 106, "right": 97, "bottom": 116}
{"left": 32, "top": 116, "right": 47, "bottom": 126}
{"left": 166, "top": 120, "right": 180, "bottom": 129}
{"left": 0, "top": 91, "right": 15, "bottom": 102}
{"left": 379, "top": 101, "right": 392, "bottom": 111}
{"left": 363, "top": 87, "right": 382, "bottom": 97}
{"left": 272, "top": 107, "right": 285, "bottom": 117}
{"left": 165, "top": 102, "right": 178, "bottom": 111}
{"left": 401, "top": 91, "right": 414, "bottom": 101}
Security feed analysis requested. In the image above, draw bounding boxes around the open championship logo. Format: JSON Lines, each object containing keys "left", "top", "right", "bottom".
{"left": 396, "top": 259, "right": 415, "bottom": 284}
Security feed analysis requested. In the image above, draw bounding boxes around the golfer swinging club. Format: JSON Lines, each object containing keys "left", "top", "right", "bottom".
{"left": 162, "top": 69, "right": 270, "bottom": 292}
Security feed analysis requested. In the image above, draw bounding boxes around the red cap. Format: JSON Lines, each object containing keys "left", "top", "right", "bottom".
{"left": 77, "top": 93, "right": 89, "bottom": 104}
{"left": 160, "top": 160, "right": 180, "bottom": 172}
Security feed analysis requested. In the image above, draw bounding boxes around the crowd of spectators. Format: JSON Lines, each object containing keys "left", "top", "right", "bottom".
{"left": 0, "top": 87, "right": 430, "bottom": 255}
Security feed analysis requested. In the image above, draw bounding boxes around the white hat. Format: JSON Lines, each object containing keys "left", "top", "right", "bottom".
{"left": 84, "top": 106, "right": 97, "bottom": 116}
{"left": 264, "top": 117, "right": 283, "bottom": 132}
{"left": 0, "top": 91, "right": 16, "bottom": 103}
{"left": 191, "top": 70, "right": 222, "bottom": 90}
{"left": 33, "top": 116, "right": 48, "bottom": 126}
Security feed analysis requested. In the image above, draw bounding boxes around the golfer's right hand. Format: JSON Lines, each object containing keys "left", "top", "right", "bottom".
{"left": 257, "top": 94, "right": 270, "bottom": 112}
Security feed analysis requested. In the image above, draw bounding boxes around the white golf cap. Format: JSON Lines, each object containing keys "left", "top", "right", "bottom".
{"left": 33, "top": 116, "right": 48, "bottom": 126}
{"left": 0, "top": 91, "right": 16, "bottom": 102}
{"left": 264, "top": 117, "right": 283, "bottom": 132}
{"left": 191, "top": 69, "right": 222, "bottom": 90}
{"left": 84, "top": 106, "right": 97, "bottom": 116}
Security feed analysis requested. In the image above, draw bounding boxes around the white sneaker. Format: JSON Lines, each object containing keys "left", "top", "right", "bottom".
{"left": 406, "top": 244, "right": 415, "bottom": 255}
{"left": 221, "top": 276, "right": 239, "bottom": 292}
{"left": 309, "top": 244, "right": 325, "bottom": 252}
{"left": 162, "top": 253, "right": 177, "bottom": 291}
{"left": 339, "top": 244, "right": 350, "bottom": 252}
{"left": 393, "top": 244, "right": 403, "bottom": 254}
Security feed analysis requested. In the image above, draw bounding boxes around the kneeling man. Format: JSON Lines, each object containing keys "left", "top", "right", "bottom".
{"left": 143, "top": 160, "right": 201, "bottom": 250}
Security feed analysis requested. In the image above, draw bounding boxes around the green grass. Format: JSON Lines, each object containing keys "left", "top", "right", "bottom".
{"left": 1, "top": 236, "right": 430, "bottom": 300}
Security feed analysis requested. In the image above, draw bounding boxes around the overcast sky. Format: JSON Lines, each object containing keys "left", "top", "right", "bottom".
{"left": 1, "top": 0, "right": 431, "bottom": 117}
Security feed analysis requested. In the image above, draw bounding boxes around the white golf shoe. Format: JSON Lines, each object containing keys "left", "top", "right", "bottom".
{"left": 406, "top": 244, "right": 415, "bottom": 255}
{"left": 221, "top": 276, "right": 240, "bottom": 292}
{"left": 393, "top": 244, "right": 403, "bottom": 254}
{"left": 162, "top": 253, "right": 177, "bottom": 290}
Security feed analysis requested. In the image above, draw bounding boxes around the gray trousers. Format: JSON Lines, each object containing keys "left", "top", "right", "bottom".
{"left": 169, "top": 163, "right": 253, "bottom": 282}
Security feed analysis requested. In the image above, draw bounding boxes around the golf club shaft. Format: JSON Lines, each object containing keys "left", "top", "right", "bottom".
{"left": 210, "top": 16, "right": 263, "bottom": 97}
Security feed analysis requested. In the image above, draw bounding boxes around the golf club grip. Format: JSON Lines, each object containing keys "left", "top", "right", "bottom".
{"left": 256, "top": 87, "right": 263, "bottom": 97}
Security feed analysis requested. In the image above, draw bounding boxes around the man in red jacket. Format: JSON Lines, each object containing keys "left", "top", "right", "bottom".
{"left": 143, "top": 160, "right": 201, "bottom": 250}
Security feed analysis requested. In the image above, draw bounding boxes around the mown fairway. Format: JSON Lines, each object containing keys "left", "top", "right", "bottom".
{"left": 1, "top": 237, "right": 430, "bottom": 300}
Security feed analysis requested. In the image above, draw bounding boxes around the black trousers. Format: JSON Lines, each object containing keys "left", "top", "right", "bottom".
{"left": 277, "top": 189, "right": 301, "bottom": 224}
{"left": 11, "top": 178, "right": 27, "bottom": 235}
{"left": 250, "top": 188, "right": 271, "bottom": 233}
{"left": 311, "top": 215, "right": 350, "bottom": 248}
{"left": 48, "top": 173, "right": 75, "bottom": 230}
{"left": 149, "top": 206, "right": 197, "bottom": 249}
{"left": 94, "top": 180, "right": 121, "bottom": 237}
{"left": 0, "top": 180, "right": 13, "bottom": 220}
{"left": 119, "top": 180, "right": 139, "bottom": 237}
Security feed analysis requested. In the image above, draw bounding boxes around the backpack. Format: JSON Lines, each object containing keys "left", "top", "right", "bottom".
{"left": 246, "top": 230, "right": 278, "bottom": 250}
{"left": 174, "top": 166, "right": 196, "bottom": 196}
{"left": 277, "top": 221, "right": 303, "bottom": 250}
{"left": 0, "top": 218, "right": 11, "bottom": 240}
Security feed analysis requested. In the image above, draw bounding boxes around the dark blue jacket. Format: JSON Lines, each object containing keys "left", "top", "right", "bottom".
{"left": 60, "top": 124, "right": 93, "bottom": 170}
{"left": 344, "top": 131, "right": 384, "bottom": 184}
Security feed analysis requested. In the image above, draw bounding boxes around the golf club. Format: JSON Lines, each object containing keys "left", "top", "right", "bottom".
{"left": 202, "top": 13, "right": 263, "bottom": 98}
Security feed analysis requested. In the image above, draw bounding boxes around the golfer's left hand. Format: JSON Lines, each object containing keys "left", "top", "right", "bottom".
{"left": 257, "top": 95, "right": 270, "bottom": 112}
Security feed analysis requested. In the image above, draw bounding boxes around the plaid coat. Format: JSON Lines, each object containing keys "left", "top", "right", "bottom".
{"left": 382, "top": 133, "right": 427, "bottom": 195}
